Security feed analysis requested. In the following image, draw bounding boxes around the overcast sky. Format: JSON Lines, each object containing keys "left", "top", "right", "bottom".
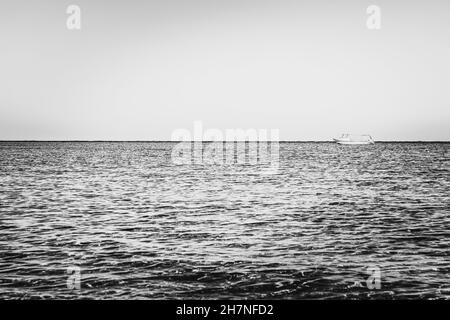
{"left": 1, "top": 0, "right": 449, "bottom": 140}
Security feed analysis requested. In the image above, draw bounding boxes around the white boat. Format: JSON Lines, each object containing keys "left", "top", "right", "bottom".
{"left": 333, "top": 134, "right": 375, "bottom": 145}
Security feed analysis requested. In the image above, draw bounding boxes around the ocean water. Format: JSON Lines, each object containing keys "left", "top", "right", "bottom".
{"left": 0, "top": 142, "right": 448, "bottom": 299}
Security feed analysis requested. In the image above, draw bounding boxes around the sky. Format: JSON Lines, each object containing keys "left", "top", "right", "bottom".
{"left": 1, "top": 0, "right": 449, "bottom": 141}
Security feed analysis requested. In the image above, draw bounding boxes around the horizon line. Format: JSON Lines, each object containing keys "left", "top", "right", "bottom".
{"left": 0, "top": 140, "right": 449, "bottom": 143}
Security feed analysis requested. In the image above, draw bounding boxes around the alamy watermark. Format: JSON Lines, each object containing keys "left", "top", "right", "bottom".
{"left": 366, "top": 265, "right": 381, "bottom": 290}
{"left": 65, "top": 5, "right": 380, "bottom": 31}
{"left": 171, "top": 121, "right": 280, "bottom": 174}
{"left": 66, "top": 5, "right": 81, "bottom": 30}
{"left": 66, "top": 266, "right": 81, "bottom": 291}
{"left": 366, "top": 5, "right": 381, "bottom": 30}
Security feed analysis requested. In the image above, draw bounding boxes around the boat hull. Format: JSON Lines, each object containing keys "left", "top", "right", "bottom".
{"left": 334, "top": 140, "right": 374, "bottom": 145}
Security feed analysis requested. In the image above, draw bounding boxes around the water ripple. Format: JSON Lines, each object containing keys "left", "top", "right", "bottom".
{"left": 0, "top": 142, "right": 449, "bottom": 299}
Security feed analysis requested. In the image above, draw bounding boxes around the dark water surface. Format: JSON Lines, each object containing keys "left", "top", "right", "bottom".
{"left": 0, "top": 142, "right": 449, "bottom": 299}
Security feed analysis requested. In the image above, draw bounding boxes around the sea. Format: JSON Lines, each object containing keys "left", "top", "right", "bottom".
{"left": 0, "top": 142, "right": 448, "bottom": 299}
